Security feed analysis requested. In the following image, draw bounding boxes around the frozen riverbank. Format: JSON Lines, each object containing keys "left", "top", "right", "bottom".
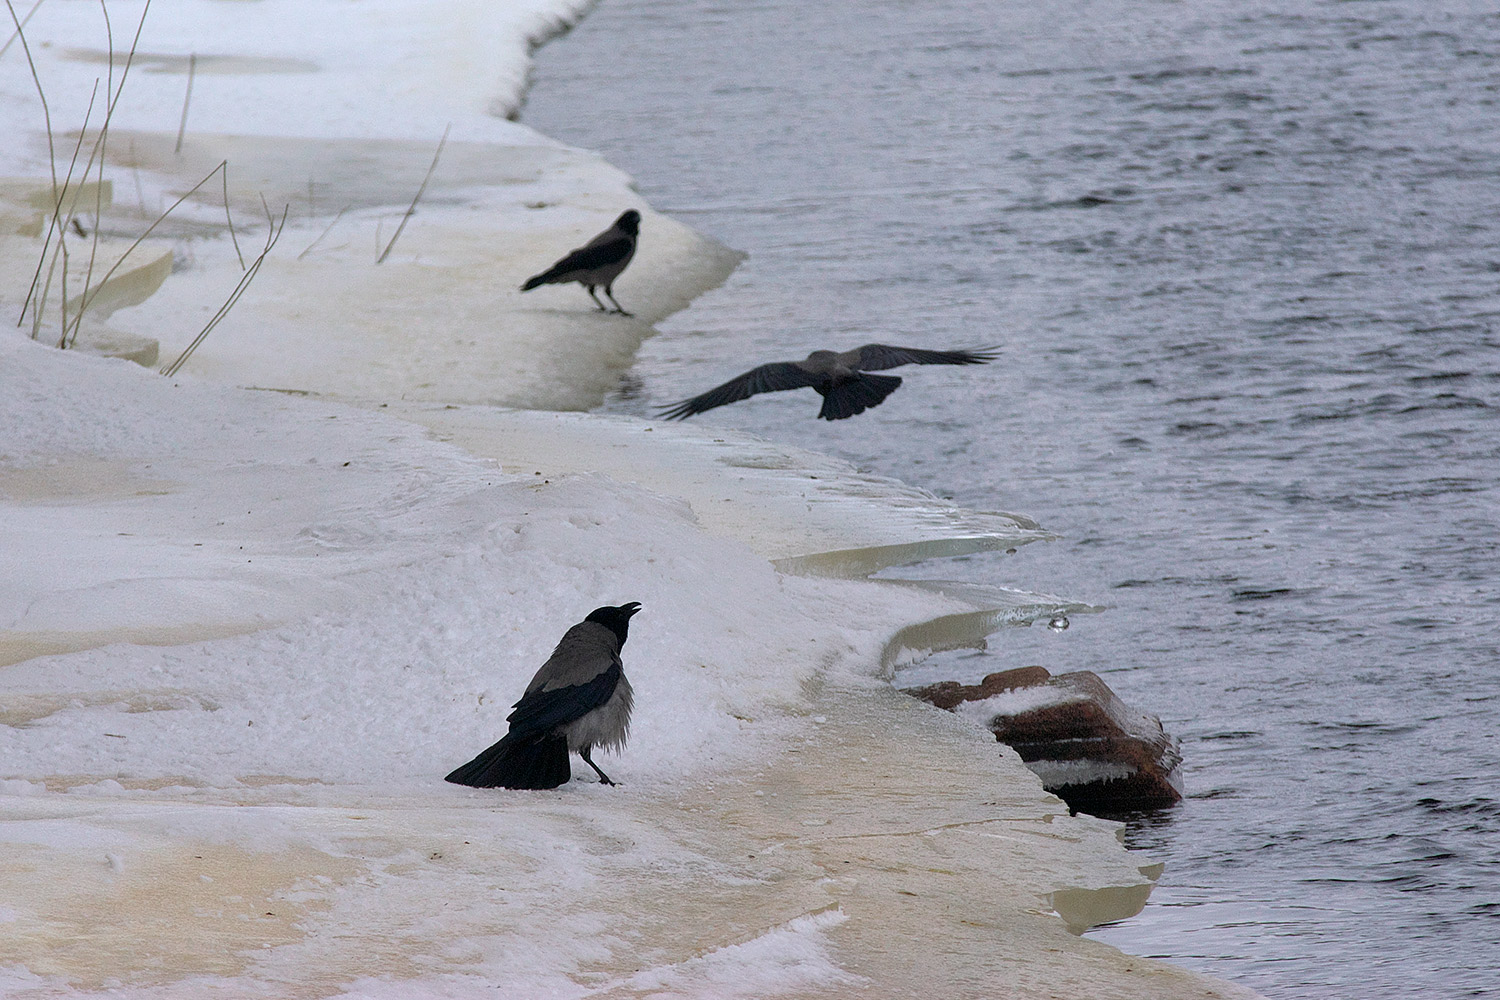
{"left": 0, "top": 332, "right": 1254, "bottom": 1000}
{"left": 2, "top": 2, "right": 1258, "bottom": 996}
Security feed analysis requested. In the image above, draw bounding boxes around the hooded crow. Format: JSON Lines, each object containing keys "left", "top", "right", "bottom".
{"left": 446, "top": 602, "right": 640, "bottom": 789}
{"left": 520, "top": 210, "right": 640, "bottom": 315}
{"left": 657, "top": 344, "right": 999, "bottom": 421}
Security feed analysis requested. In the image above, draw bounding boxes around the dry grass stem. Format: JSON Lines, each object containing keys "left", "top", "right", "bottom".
{"left": 7, "top": 0, "right": 61, "bottom": 330}
{"left": 11, "top": 0, "right": 160, "bottom": 345}
{"left": 222, "top": 164, "right": 245, "bottom": 268}
{"left": 13, "top": 0, "right": 271, "bottom": 363}
{"left": 298, "top": 204, "right": 351, "bottom": 260}
{"left": 174, "top": 51, "right": 195, "bottom": 155}
{"left": 62, "top": 0, "right": 151, "bottom": 345}
{"left": 57, "top": 231, "right": 70, "bottom": 346}
{"left": 64, "top": 160, "right": 228, "bottom": 336}
{"left": 67, "top": 0, "right": 114, "bottom": 347}
{"left": 0, "top": 0, "right": 43, "bottom": 60}
{"left": 19, "top": 80, "right": 96, "bottom": 334}
{"left": 376, "top": 123, "right": 451, "bottom": 264}
{"left": 161, "top": 203, "right": 287, "bottom": 378}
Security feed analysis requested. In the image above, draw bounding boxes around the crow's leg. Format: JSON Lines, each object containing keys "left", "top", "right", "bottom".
{"left": 580, "top": 746, "right": 616, "bottom": 786}
{"left": 604, "top": 284, "right": 632, "bottom": 317}
{"left": 586, "top": 286, "right": 609, "bottom": 311}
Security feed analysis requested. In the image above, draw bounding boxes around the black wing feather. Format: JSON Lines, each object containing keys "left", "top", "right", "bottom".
{"left": 819, "top": 372, "right": 902, "bottom": 420}
{"left": 523, "top": 237, "right": 634, "bottom": 287}
{"left": 851, "top": 344, "right": 999, "bottom": 371}
{"left": 504, "top": 662, "right": 622, "bottom": 742}
{"left": 658, "top": 362, "right": 823, "bottom": 419}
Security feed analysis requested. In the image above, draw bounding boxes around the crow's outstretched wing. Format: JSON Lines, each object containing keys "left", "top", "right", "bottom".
{"left": 658, "top": 362, "right": 823, "bottom": 419}
{"left": 848, "top": 344, "right": 1000, "bottom": 371}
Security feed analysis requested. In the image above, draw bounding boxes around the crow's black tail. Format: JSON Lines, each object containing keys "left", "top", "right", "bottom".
{"left": 520, "top": 268, "right": 559, "bottom": 292}
{"left": 820, "top": 373, "right": 902, "bottom": 420}
{"left": 445, "top": 733, "right": 571, "bottom": 789}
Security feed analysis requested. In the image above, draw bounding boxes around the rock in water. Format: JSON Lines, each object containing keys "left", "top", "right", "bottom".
{"left": 903, "top": 666, "right": 1182, "bottom": 815}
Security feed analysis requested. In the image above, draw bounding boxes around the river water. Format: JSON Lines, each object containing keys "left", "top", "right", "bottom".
{"left": 522, "top": 1, "right": 1500, "bottom": 996}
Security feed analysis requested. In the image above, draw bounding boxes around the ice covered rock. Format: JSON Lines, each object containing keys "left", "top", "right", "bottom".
{"left": 904, "top": 666, "right": 1183, "bottom": 814}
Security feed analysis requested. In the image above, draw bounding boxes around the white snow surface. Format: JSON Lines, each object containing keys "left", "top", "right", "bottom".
{"left": 0, "top": 333, "right": 928, "bottom": 790}
{"left": 0, "top": 330, "right": 937, "bottom": 998}
{"left": 953, "top": 683, "right": 1085, "bottom": 730}
{"left": 1, "top": 0, "right": 743, "bottom": 410}
{"left": 1, "top": 0, "right": 591, "bottom": 147}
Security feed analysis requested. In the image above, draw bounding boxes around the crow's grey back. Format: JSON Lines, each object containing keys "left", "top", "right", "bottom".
{"left": 526, "top": 621, "right": 622, "bottom": 693}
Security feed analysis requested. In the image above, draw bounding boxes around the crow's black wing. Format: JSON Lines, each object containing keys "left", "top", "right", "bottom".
{"left": 504, "top": 661, "right": 622, "bottom": 742}
{"left": 849, "top": 344, "right": 1000, "bottom": 371}
{"left": 523, "top": 236, "right": 635, "bottom": 288}
{"left": 550, "top": 235, "right": 634, "bottom": 275}
{"left": 657, "top": 362, "right": 823, "bottom": 419}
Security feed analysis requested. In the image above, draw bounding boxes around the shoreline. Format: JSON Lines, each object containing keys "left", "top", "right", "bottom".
{"left": 0, "top": 2, "right": 1260, "bottom": 996}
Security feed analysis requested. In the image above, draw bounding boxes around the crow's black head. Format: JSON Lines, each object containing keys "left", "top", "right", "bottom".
{"left": 586, "top": 602, "right": 642, "bottom": 646}
{"left": 615, "top": 210, "right": 641, "bottom": 236}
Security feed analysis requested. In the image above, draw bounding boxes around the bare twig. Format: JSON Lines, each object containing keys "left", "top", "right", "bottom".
{"left": 64, "top": 161, "right": 228, "bottom": 343}
{"left": 64, "top": 0, "right": 151, "bottom": 346}
{"left": 161, "top": 203, "right": 287, "bottom": 378}
{"left": 99, "top": 0, "right": 111, "bottom": 103}
{"left": 221, "top": 163, "right": 245, "bottom": 269}
{"left": 298, "top": 204, "right": 351, "bottom": 260}
{"left": 7, "top": 0, "right": 60, "bottom": 329}
{"left": 104, "top": 0, "right": 149, "bottom": 119}
{"left": 21, "top": 80, "right": 96, "bottom": 335}
{"left": 174, "top": 52, "right": 195, "bottom": 154}
{"left": 57, "top": 230, "right": 69, "bottom": 347}
{"left": 67, "top": 0, "right": 114, "bottom": 348}
{"left": 13, "top": 0, "right": 266, "bottom": 359}
{"left": 32, "top": 242, "right": 61, "bottom": 340}
{"left": 16, "top": 0, "right": 152, "bottom": 345}
{"left": 0, "top": 0, "right": 42, "bottom": 60}
{"left": 376, "top": 123, "right": 450, "bottom": 264}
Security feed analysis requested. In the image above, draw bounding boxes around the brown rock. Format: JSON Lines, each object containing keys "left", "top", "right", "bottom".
{"left": 903, "top": 666, "right": 1183, "bottom": 815}
{"left": 902, "top": 666, "right": 1052, "bottom": 711}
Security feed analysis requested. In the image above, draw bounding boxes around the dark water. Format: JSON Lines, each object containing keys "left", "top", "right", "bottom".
{"left": 522, "top": 1, "right": 1500, "bottom": 996}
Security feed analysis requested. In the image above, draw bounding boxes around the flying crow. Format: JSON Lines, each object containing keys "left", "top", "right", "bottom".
{"left": 520, "top": 210, "right": 640, "bottom": 315}
{"left": 446, "top": 602, "right": 641, "bottom": 789}
{"left": 658, "top": 344, "right": 999, "bottom": 421}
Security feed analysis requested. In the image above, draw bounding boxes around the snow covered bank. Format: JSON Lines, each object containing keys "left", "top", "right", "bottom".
{"left": 389, "top": 406, "right": 1059, "bottom": 575}
{"left": 2, "top": 0, "right": 596, "bottom": 143}
{"left": 1, "top": 0, "right": 742, "bottom": 408}
{"left": 1, "top": 337, "right": 1264, "bottom": 999}
{"left": 2, "top": 2, "right": 1259, "bottom": 997}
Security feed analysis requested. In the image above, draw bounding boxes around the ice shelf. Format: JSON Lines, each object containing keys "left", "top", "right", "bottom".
{"left": 0, "top": 683, "right": 1256, "bottom": 1000}
{"left": 395, "top": 406, "right": 1056, "bottom": 576}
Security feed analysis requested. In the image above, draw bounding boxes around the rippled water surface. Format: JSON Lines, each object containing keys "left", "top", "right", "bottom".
{"left": 523, "top": 2, "right": 1500, "bottom": 995}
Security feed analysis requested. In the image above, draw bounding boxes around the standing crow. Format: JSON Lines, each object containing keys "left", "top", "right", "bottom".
{"left": 657, "top": 344, "right": 999, "bottom": 421}
{"left": 446, "top": 602, "right": 641, "bottom": 789}
{"left": 520, "top": 210, "right": 640, "bottom": 315}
